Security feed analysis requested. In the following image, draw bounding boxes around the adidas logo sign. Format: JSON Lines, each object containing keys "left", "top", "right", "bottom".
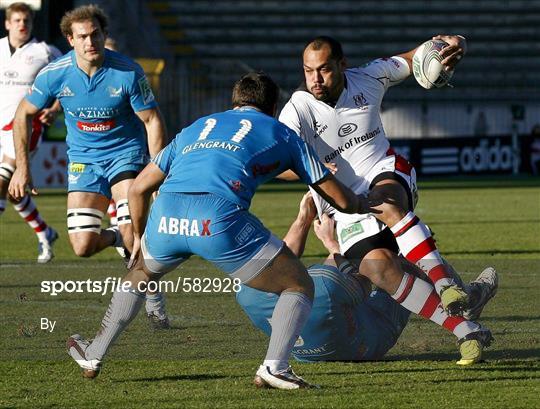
{"left": 58, "top": 86, "right": 75, "bottom": 97}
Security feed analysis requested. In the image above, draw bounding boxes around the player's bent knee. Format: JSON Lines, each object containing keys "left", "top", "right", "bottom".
{"left": 69, "top": 234, "right": 99, "bottom": 257}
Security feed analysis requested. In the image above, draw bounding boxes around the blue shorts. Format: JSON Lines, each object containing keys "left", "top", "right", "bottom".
{"left": 67, "top": 149, "right": 148, "bottom": 198}
{"left": 142, "top": 192, "right": 283, "bottom": 282}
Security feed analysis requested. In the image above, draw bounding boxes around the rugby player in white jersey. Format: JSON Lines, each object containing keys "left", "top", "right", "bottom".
{"left": 279, "top": 36, "right": 497, "bottom": 318}
{"left": 0, "top": 2, "right": 61, "bottom": 262}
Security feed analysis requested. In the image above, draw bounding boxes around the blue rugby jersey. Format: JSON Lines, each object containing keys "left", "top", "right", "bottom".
{"left": 152, "top": 107, "right": 329, "bottom": 208}
{"left": 237, "top": 264, "right": 410, "bottom": 361}
{"left": 26, "top": 49, "right": 157, "bottom": 162}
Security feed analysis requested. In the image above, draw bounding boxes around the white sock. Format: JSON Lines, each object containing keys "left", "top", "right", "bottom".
{"left": 86, "top": 286, "right": 145, "bottom": 361}
{"left": 263, "top": 291, "right": 312, "bottom": 373}
{"left": 145, "top": 291, "right": 167, "bottom": 318}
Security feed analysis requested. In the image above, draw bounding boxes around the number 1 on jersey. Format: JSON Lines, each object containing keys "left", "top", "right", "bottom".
{"left": 198, "top": 118, "right": 252, "bottom": 142}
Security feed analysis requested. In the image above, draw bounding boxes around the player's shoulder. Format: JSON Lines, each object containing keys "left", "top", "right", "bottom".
{"left": 289, "top": 89, "right": 317, "bottom": 106}
{"left": 105, "top": 49, "right": 144, "bottom": 74}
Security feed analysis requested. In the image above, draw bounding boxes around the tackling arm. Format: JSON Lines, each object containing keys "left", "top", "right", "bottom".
{"left": 8, "top": 99, "right": 41, "bottom": 199}
{"left": 311, "top": 174, "right": 381, "bottom": 215}
{"left": 135, "top": 107, "right": 168, "bottom": 158}
{"left": 282, "top": 193, "right": 317, "bottom": 257}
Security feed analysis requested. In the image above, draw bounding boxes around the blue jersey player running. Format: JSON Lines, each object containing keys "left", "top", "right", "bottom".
{"left": 9, "top": 5, "right": 170, "bottom": 327}
{"left": 66, "top": 72, "right": 379, "bottom": 390}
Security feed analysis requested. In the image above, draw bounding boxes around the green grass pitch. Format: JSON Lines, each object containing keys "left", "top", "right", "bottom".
{"left": 0, "top": 178, "right": 539, "bottom": 408}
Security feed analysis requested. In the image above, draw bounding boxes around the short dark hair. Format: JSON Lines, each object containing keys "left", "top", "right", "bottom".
{"left": 304, "top": 36, "right": 344, "bottom": 62}
{"left": 6, "top": 2, "right": 34, "bottom": 21}
{"left": 231, "top": 72, "right": 279, "bottom": 115}
{"left": 60, "top": 4, "right": 108, "bottom": 38}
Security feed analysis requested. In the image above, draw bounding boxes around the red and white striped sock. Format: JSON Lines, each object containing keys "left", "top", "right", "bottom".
{"left": 392, "top": 272, "right": 480, "bottom": 338}
{"left": 107, "top": 200, "right": 117, "bottom": 226}
{"left": 13, "top": 195, "right": 49, "bottom": 242}
{"left": 390, "top": 211, "right": 455, "bottom": 294}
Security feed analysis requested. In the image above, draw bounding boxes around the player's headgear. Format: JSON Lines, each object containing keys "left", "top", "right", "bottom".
{"left": 304, "top": 36, "right": 344, "bottom": 62}
{"left": 231, "top": 72, "right": 279, "bottom": 116}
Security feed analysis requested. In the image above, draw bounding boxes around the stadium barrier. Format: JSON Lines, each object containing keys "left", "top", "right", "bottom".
{"left": 30, "top": 135, "right": 537, "bottom": 188}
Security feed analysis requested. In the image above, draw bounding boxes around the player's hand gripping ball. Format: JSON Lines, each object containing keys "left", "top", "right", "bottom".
{"left": 412, "top": 40, "right": 454, "bottom": 89}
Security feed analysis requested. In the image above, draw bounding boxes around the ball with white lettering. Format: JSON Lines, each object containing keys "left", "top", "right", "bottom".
{"left": 412, "top": 40, "right": 454, "bottom": 89}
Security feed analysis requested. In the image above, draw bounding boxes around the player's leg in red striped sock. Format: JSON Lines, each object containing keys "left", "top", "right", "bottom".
{"left": 369, "top": 180, "right": 467, "bottom": 314}
{"left": 12, "top": 194, "right": 49, "bottom": 241}
{"left": 390, "top": 212, "right": 453, "bottom": 293}
{"left": 391, "top": 271, "right": 480, "bottom": 338}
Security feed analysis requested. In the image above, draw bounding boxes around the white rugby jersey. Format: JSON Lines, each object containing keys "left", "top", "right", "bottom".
{"left": 0, "top": 37, "right": 62, "bottom": 128}
{"left": 279, "top": 56, "right": 410, "bottom": 193}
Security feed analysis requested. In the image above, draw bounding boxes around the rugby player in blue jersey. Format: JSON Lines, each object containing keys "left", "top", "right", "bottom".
{"left": 9, "top": 5, "right": 170, "bottom": 327}
{"left": 66, "top": 72, "right": 380, "bottom": 390}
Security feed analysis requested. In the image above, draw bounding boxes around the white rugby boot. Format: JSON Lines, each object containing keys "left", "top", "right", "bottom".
{"left": 37, "top": 227, "right": 58, "bottom": 263}
{"left": 67, "top": 334, "right": 102, "bottom": 378}
{"left": 254, "top": 365, "right": 318, "bottom": 389}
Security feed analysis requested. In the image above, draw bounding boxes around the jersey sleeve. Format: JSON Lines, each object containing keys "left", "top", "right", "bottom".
{"left": 128, "top": 64, "right": 158, "bottom": 112}
{"left": 285, "top": 128, "right": 330, "bottom": 185}
{"left": 278, "top": 101, "right": 302, "bottom": 136}
{"left": 25, "top": 69, "right": 55, "bottom": 110}
{"left": 360, "top": 56, "right": 410, "bottom": 90}
{"left": 152, "top": 137, "right": 178, "bottom": 173}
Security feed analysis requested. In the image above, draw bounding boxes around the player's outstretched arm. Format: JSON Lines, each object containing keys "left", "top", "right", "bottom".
{"left": 396, "top": 35, "right": 467, "bottom": 72}
{"left": 8, "top": 99, "right": 41, "bottom": 200}
{"left": 136, "top": 106, "right": 168, "bottom": 158}
{"left": 311, "top": 174, "right": 381, "bottom": 215}
{"left": 127, "top": 162, "right": 166, "bottom": 264}
{"left": 283, "top": 192, "right": 317, "bottom": 257}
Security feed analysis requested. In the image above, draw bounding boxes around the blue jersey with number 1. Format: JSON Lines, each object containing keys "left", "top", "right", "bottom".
{"left": 153, "top": 107, "right": 329, "bottom": 208}
{"left": 26, "top": 49, "right": 157, "bottom": 163}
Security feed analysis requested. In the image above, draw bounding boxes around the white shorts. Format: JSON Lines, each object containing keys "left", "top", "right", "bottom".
{"left": 312, "top": 149, "right": 417, "bottom": 254}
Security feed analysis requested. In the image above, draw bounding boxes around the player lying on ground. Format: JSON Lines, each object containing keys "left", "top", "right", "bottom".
{"left": 8, "top": 5, "right": 170, "bottom": 327}
{"left": 0, "top": 2, "right": 62, "bottom": 262}
{"left": 238, "top": 193, "right": 497, "bottom": 367}
{"left": 66, "top": 72, "right": 381, "bottom": 390}
{"left": 279, "top": 35, "right": 471, "bottom": 316}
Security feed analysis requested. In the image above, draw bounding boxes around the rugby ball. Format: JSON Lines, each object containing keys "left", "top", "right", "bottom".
{"left": 412, "top": 40, "right": 454, "bottom": 89}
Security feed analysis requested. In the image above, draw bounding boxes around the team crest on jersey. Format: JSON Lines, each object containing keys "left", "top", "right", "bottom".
{"left": 138, "top": 77, "right": 155, "bottom": 105}
{"left": 24, "top": 55, "right": 34, "bottom": 65}
{"left": 353, "top": 93, "right": 368, "bottom": 108}
{"left": 58, "top": 86, "right": 75, "bottom": 97}
{"left": 108, "top": 86, "right": 122, "bottom": 97}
